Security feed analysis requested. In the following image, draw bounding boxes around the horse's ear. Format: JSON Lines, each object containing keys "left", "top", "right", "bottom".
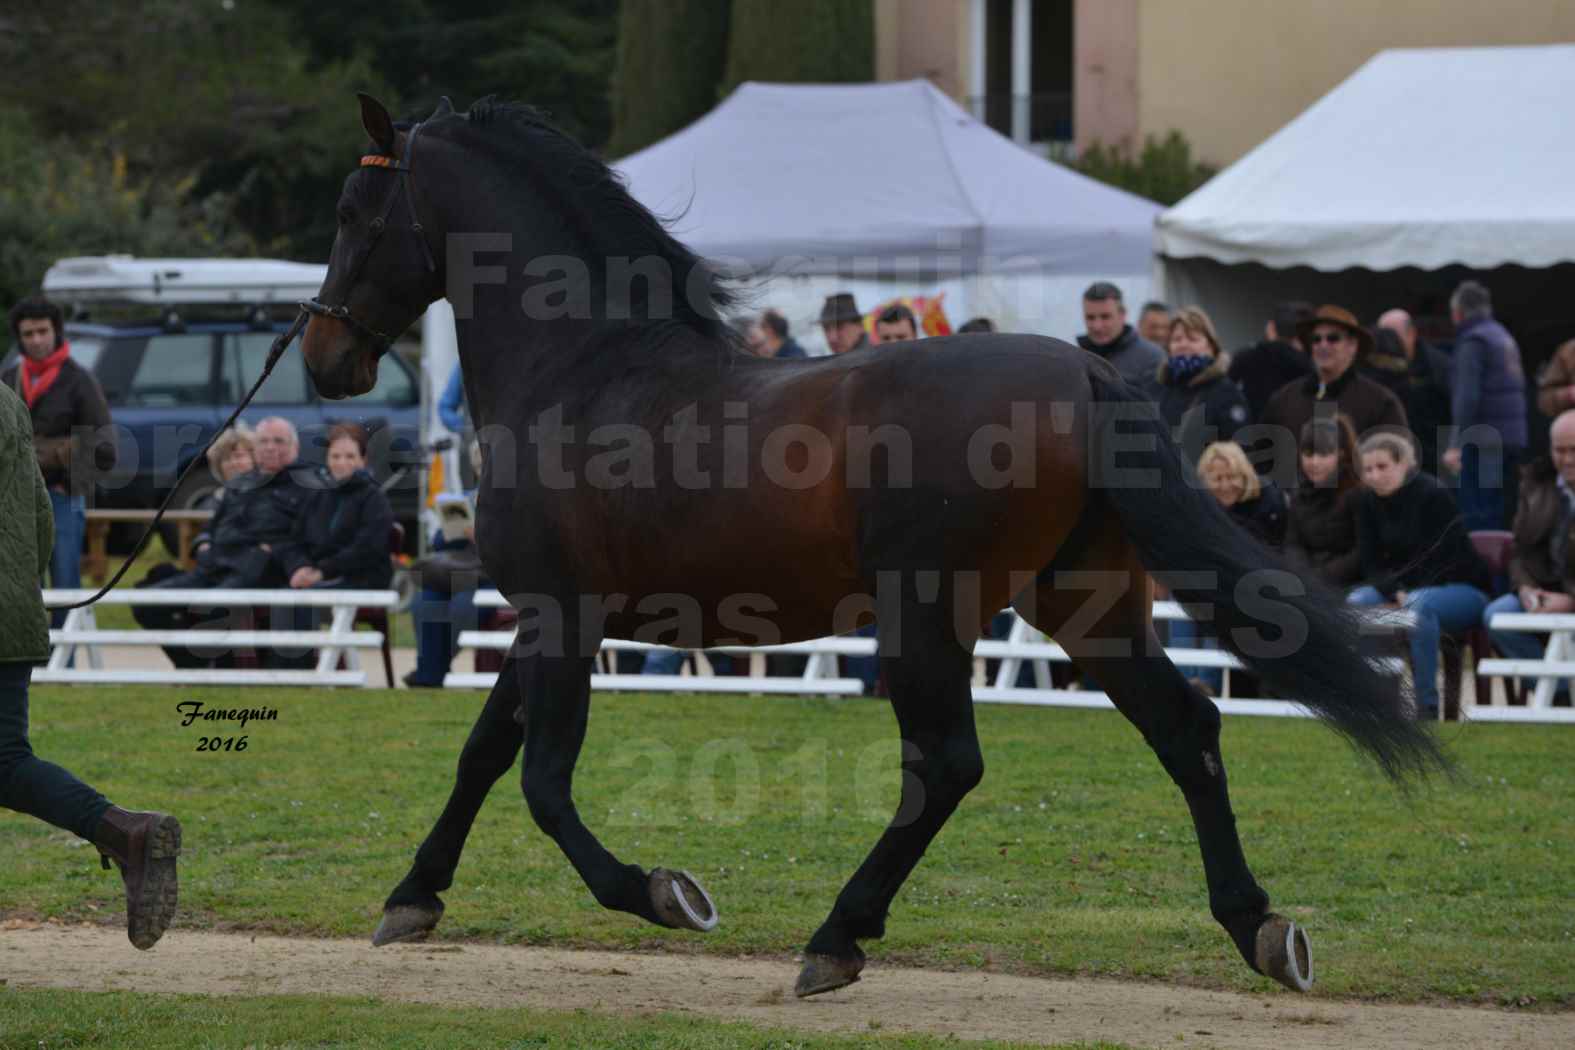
{"left": 357, "top": 92, "right": 397, "bottom": 155}
{"left": 432, "top": 96, "right": 454, "bottom": 119}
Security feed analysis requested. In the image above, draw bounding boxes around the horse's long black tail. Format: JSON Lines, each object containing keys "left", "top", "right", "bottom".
{"left": 1085, "top": 369, "right": 1448, "bottom": 782}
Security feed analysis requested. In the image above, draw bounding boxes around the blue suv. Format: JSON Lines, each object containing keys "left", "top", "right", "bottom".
{"left": 9, "top": 316, "right": 424, "bottom": 550}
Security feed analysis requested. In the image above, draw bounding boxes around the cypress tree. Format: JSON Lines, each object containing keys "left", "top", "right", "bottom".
{"left": 720, "top": 0, "right": 874, "bottom": 96}
{"left": 606, "top": 0, "right": 732, "bottom": 158}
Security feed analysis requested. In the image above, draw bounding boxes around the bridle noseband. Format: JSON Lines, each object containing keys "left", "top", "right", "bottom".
{"left": 299, "top": 120, "right": 438, "bottom": 349}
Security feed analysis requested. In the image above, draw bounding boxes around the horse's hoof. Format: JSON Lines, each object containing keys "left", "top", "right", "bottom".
{"left": 795, "top": 948, "right": 866, "bottom": 998}
{"left": 372, "top": 903, "right": 444, "bottom": 947}
{"left": 1254, "top": 914, "right": 1314, "bottom": 992}
{"left": 649, "top": 868, "right": 718, "bottom": 932}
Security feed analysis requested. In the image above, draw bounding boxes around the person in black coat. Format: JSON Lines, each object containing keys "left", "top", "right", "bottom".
{"left": 1284, "top": 415, "right": 1363, "bottom": 587}
{"left": 1347, "top": 432, "right": 1490, "bottom": 717}
{"left": 1227, "top": 301, "right": 1315, "bottom": 422}
{"left": 270, "top": 423, "right": 395, "bottom": 668}
{"left": 1366, "top": 315, "right": 1453, "bottom": 478}
{"left": 1150, "top": 306, "right": 1250, "bottom": 462}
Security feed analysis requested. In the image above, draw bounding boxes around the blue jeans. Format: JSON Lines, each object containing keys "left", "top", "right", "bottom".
{"left": 0, "top": 661, "right": 111, "bottom": 841}
{"left": 1456, "top": 445, "right": 1521, "bottom": 533}
{"left": 1484, "top": 593, "right": 1547, "bottom": 662}
{"left": 1168, "top": 616, "right": 1223, "bottom": 694}
{"left": 641, "top": 649, "right": 733, "bottom": 675}
{"left": 409, "top": 586, "right": 481, "bottom": 685}
{"left": 47, "top": 490, "right": 86, "bottom": 628}
{"left": 842, "top": 622, "right": 880, "bottom": 696}
{"left": 1349, "top": 583, "right": 1488, "bottom": 713}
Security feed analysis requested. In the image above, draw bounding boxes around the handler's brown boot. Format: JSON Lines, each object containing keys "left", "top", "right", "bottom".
{"left": 93, "top": 807, "right": 181, "bottom": 950}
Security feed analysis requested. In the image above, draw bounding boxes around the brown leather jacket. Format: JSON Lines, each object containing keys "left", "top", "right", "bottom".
{"left": 1534, "top": 339, "right": 1575, "bottom": 419}
{"left": 1508, "top": 456, "right": 1575, "bottom": 592}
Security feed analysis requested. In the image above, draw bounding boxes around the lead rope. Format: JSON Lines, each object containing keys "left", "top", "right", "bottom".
{"left": 45, "top": 308, "right": 311, "bottom": 611}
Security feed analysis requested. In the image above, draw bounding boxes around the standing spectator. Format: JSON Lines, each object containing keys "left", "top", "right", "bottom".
{"left": 1484, "top": 409, "right": 1575, "bottom": 684}
{"left": 3, "top": 296, "right": 116, "bottom": 618}
{"left": 0, "top": 379, "right": 180, "bottom": 950}
{"left": 1370, "top": 309, "right": 1453, "bottom": 478}
{"left": 958, "top": 317, "right": 996, "bottom": 334}
{"left": 1258, "top": 305, "right": 1408, "bottom": 483}
{"left": 1284, "top": 416, "right": 1363, "bottom": 588}
{"left": 1348, "top": 433, "right": 1490, "bottom": 719}
{"left": 270, "top": 423, "right": 395, "bottom": 669}
{"left": 1441, "top": 281, "right": 1527, "bottom": 531}
{"left": 873, "top": 303, "right": 920, "bottom": 344}
{"left": 754, "top": 309, "right": 807, "bottom": 359}
{"left": 819, "top": 293, "right": 869, "bottom": 355}
{"left": 1138, "top": 301, "right": 1173, "bottom": 347}
{"left": 1151, "top": 306, "right": 1250, "bottom": 458}
{"left": 1228, "top": 301, "right": 1314, "bottom": 422}
{"left": 1075, "top": 282, "right": 1164, "bottom": 389}
{"left": 1533, "top": 338, "right": 1575, "bottom": 418}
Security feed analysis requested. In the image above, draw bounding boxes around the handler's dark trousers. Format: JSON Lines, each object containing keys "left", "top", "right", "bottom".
{"left": 0, "top": 661, "right": 111, "bottom": 841}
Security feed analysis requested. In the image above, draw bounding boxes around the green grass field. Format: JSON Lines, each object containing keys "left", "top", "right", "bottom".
{"left": 0, "top": 988, "right": 1130, "bottom": 1050}
{"left": 3, "top": 686, "right": 1572, "bottom": 1009}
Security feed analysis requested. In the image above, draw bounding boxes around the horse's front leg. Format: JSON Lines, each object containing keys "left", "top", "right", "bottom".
{"left": 798, "top": 620, "right": 982, "bottom": 997}
{"left": 519, "top": 648, "right": 718, "bottom": 933}
{"left": 373, "top": 656, "right": 525, "bottom": 945}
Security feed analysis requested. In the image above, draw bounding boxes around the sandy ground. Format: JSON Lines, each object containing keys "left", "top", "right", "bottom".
{"left": 1, "top": 923, "right": 1569, "bottom": 1049}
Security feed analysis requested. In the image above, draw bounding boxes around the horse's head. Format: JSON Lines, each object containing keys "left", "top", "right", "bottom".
{"left": 303, "top": 94, "right": 448, "bottom": 399}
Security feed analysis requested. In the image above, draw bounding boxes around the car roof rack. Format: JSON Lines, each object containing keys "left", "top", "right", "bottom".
{"left": 43, "top": 255, "right": 327, "bottom": 306}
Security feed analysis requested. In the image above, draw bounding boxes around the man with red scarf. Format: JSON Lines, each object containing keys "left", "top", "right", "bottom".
{"left": 3, "top": 296, "right": 116, "bottom": 610}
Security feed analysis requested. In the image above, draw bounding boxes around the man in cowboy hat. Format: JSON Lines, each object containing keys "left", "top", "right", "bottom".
{"left": 1257, "top": 304, "right": 1407, "bottom": 480}
{"left": 819, "top": 292, "right": 869, "bottom": 356}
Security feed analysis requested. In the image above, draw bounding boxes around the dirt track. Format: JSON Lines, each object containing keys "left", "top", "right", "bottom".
{"left": 2, "top": 923, "right": 1570, "bottom": 1049}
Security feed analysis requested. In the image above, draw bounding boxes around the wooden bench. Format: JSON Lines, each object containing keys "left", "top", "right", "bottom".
{"left": 83, "top": 509, "right": 213, "bottom": 583}
{"left": 41, "top": 588, "right": 398, "bottom": 687}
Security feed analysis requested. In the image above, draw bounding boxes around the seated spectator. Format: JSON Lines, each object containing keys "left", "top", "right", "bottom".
{"left": 1484, "top": 410, "right": 1575, "bottom": 689}
{"left": 1172, "top": 441, "right": 1287, "bottom": 695}
{"left": 1283, "top": 416, "right": 1362, "bottom": 588}
{"left": 1228, "top": 300, "right": 1314, "bottom": 423}
{"left": 641, "top": 647, "right": 734, "bottom": 677}
{"left": 405, "top": 442, "right": 488, "bottom": 688}
{"left": 1532, "top": 338, "right": 1575, "bottom": 419}
{"left": 957, "top": 317, "right": 996, "bottom": 334}
{"left": 1371, "top": 309, "right": 1453, "bottom": 478}
{"left": 1199, "top": 440, "right": 1287, "bottom": 548}
{"left": 1151, "top": 306, "right": 1250, "bottom": 458}
{"left": 874, "top": 303, "right": 919, "bottom": 344}
{"left": 269, "top": 423, "right": 395, "bottom": 670}
{"left": 1347, "top": 433, "right": 1490, "bottom": 719}
{"left": 1138, "top": 301, "right": 1172, "bottom": 347}
{"left": 133, "top": 417, "right": 313, "bottom": 667}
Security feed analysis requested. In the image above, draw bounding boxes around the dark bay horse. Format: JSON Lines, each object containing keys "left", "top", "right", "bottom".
{"left": 299, "top": 94, "right": 1443, "bottom": 997}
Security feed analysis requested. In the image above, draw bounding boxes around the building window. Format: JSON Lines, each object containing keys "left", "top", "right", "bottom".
{"left": 973, "top": 0, "right": 1073, "bottom": 147}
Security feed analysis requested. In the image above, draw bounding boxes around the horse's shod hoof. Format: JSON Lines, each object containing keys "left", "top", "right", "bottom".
{"left": 1254, "top": 914, "right": 1314, "bottom": 992}
{"left": 649, "top": 868, "right": 719, "bottom": 932}
{"left": 795, "top": 949, "right": 866, "bottom": 998}
{"left": 371, "top": 903, "right": 444, "bottom": 947}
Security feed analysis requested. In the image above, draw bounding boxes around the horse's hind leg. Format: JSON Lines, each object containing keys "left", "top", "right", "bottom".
{"left": 373, "top": 655, "right": 526, "bottom": 946}
{"left": 798, "top": 612, "right": 982, "bottom": 997}
{"left": 1017, "top": 523, "right": 1313, "bottom": 992}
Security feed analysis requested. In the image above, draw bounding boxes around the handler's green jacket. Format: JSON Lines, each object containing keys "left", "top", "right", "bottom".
{"left": 0, "top": 379, "right": 53, "bottom": 662}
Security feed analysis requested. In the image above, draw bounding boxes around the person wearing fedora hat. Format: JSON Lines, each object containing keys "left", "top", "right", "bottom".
{"left": 819, "top": 293, "right": 869, "bottom": 356}
{"left": 1257, "top": 305, "right": 1407, "bottom": 483}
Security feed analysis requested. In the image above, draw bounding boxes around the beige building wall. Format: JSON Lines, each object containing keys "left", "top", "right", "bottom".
{"left": 1134, "top": 0, "right": 1575, "bottom": 165}
{"left": 874, "top": 0, "right": 971, "bottom": 99}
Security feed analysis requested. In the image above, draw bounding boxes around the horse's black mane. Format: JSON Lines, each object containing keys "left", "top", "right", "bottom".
{"left": 460, "top": 97, "right": 739, "bottom": 345}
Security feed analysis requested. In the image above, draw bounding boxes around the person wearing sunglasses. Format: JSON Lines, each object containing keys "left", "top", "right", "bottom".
{"left": 1257, "top": 305, "right": 1409, "bottom": 482}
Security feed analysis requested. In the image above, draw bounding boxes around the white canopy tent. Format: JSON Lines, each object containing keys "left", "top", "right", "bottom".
{"left": 1155, "top": 45, "right": 1575, "bottom": 353}
{"left": 616, "top": 80, "right": 1161, "bottom": 344}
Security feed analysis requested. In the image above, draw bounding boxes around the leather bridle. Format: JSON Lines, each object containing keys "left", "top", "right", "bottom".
{"left": 47, "top": 123, "right": 437, "bottom": 611}
{"left": 300, "top": 120, "right": 438, "bottom": 349}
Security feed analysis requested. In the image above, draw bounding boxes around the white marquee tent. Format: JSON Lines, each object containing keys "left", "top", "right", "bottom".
{"left": 1155, "top": 45, "right": 1575, "bottom": 353}
{"left": 616, "top": 80, "right": 1161, "bottom": 344}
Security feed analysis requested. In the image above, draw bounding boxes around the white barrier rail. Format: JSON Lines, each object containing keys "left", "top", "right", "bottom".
{"left": 1475, "top": 612, "right": 1575, "bottom": 714}
{"left": 42, "top": 589, "right": 398, "bottom": 688}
